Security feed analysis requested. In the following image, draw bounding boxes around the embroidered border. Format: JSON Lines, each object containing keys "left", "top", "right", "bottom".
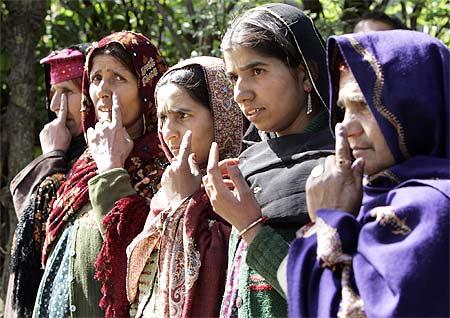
{"left": 370, "top": 206, "right": 411, "bottom": 235}
{"left": 344, "top": 34, "right": 410, "bottom": 159}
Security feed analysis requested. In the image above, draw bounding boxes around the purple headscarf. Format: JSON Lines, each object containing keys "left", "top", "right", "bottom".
{"left": 328, "top": 30, "right": 449, "bottom": 180}
{"left": 287, "top": 31, "right": 450, "bottom": 318}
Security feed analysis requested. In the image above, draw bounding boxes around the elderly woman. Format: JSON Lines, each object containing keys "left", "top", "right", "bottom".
{"left": 32, "top": 31, "right": 167, "bottom": 317}
{"left": 6, "top": 44, "right": 89, "bottom": 318}
{"left": 286, "top": 30, "right": 449, "bottom": 317}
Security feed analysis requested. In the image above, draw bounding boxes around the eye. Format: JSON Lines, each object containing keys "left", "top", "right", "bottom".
{"left": 90, "top": 74, "right": 102, "bottom": 83}
{"left": 158, "top": 113, "right": 167, "bottom": 122}
{"left": 114, "top": 73, "right": 125, "bottom": 81}
{"left": 179, "top": 112, "right": 190, "bottom": 120}
{"left": 252, "top": 68, "right": 264, "bottom": 76}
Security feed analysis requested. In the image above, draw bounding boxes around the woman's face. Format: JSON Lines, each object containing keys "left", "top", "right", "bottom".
{"left": 49, "top": 79, "right": 83, "bottom": 137}
{"left": 89, "top": 54, "right": 141, "bottom": 132}
{"left": 338, "top": 69, "right": 395, "bottom": 175}
{"left": 157, "top": 83, "right": 214, "bottom": 165}
{"left": 223, "top": 46, "right": 310, "bottom": 136}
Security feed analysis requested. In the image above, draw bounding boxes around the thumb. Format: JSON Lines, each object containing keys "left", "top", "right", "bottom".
{"left": 227, "top": 164, "right": 250, "bottom": 197}
{"left": 351, "top": 158, "right": 365, "bottom": 183}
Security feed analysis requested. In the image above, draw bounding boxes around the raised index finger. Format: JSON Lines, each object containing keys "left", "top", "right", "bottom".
{"left": 57, "top": 93, "right": 68, "bottom": 123}
{"left": 178, "top": 130, "right": 192, "bottom": 163}
{"left": 111, "top": 93, "right": 122, "bottom": 127}
{"left": 206, "top": 142, "right": 228, "bottom": 191}
{"left": 335, "top": 123, "right": 352, "bottom": 169}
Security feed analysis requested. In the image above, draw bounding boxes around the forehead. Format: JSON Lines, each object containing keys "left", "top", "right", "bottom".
{"left": 156, "top": 83, "right": 201, "bottom": 112}
{"left": 337, "top": 70, "right": 365, "bottom": 104}
{"left": 90, "top": 54, "right": 129, "bottom": 73}
{"left": 354, "top": 19, "right": 393, "bottom": 33}
{"left": 223, "top": 47, "right": 275, "bottom": 71}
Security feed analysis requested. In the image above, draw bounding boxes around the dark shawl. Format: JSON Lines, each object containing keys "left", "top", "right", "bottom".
{"left": 238, "top": 4, "right": 333, "bottom": 228}
{"left": 288, "top": 30, "right": 450, "bottom": 317}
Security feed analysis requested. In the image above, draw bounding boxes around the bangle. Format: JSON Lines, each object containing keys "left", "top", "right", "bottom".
{"left": 238, "top": 215, "right": 268, "bottom": 239}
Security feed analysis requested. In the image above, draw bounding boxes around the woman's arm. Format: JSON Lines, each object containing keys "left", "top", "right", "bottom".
{"left": 287, "top": 184, "right": 450, "bottom": 317}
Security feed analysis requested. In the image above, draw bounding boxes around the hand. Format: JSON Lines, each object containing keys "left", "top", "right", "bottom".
{"left": 39, "top": 93, "right": 71, "bottom": 154}
{"left": 87, "top": 93, "right": 134, "bottom": 173}
{"left": 305, "top": 123, "right": 365, "bottom": 221}
{"left": 160, "top": 130, "right": 202, "bottom": 206}
{"left": 203, "top": 142, "right": 262, "bottom": 243}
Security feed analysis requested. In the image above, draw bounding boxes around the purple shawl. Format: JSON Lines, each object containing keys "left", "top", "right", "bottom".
{"left": 287, "top": 31, "right": 450, "bottom": 317}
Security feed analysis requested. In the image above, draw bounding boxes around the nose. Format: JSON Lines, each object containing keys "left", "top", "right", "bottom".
{"left": 160, "top": 118, "right": 179, "bottom": 145}
{"left": 234, "top": 77, "right": 254, "bottom": 105}
{"left": 49, "top": 93, "right": 60, "bottom": 113}
{"left": 96, "top": 78, "right": 112, "bottom": 99}
{"left": 341, "top": 108, "right": 363, "bottom": 137}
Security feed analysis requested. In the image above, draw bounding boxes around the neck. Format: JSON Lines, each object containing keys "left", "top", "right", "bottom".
{"left": 126, "top": 117, "right": 144, "bottom": 139}
{"left": 276, "top": 107, "right": 325, "bottom": 137}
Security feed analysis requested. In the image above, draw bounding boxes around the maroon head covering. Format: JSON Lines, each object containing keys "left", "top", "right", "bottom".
{"left": 40, "top": 48, "right": 85, "bottom": 85}
{"left": 42, "top": 31, "right": 168, "bottom": 317}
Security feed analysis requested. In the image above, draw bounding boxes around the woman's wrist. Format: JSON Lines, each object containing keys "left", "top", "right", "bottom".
{"left": 241, "top": 223, "right": 264, "bottom": 244}
{"left": 96, "top": 156, "right": 124, "bottom": 173}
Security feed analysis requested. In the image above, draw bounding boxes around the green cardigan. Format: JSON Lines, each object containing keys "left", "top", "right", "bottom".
{"left": 226, "top": 227, "right": 293, "bottom": 318}
{"left": 33, "top": 169, "right": 135, "bottom": 318}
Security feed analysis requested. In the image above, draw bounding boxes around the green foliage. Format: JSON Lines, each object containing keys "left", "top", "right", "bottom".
{"left": 1, "top": 0, "right": 449, "bottom": 139}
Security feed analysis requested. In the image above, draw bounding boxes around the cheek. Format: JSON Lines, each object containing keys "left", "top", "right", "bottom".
{"left": 89, "top": 84, "right": 97, "bottom": 101}
{"left": 68, "top": 95, "right": 82, "bottom": 117}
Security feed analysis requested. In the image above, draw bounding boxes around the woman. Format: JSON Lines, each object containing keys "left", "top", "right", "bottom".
{"left": 32, "top": 31, "right": 167, "bottom": 318}
{"left": 287, "top": 30, "right": 449, "bottom": 317}
{"left": 6, "top": 44, "right": 89, "bottom": 318}
{"left": 202, "top": 4, "right": 333, "bottom": 317}
{"left": 88, "top": 56, "right": 245, "bottom": 317}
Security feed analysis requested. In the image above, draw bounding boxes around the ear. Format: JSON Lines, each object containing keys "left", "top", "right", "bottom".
{"left": 296, "top": 61, "right": 318, "bottom": 92}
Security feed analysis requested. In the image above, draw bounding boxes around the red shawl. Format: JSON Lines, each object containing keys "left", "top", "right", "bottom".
{"left": 42, "top": 31, "right": 168, "bottom": 318}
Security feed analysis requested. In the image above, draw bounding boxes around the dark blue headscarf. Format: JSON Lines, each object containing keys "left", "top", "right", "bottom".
{"left": 328, "top": 30, "right": 449, "bottom": 181}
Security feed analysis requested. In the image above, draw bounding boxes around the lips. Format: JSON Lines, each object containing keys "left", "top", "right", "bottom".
{"left": 244, "top": 107, "right": 266, "bottom": 120}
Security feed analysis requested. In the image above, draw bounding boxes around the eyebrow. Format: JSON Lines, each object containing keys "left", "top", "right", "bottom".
{"left": 337, "top": 92, "right": 366, "bottom": 108}
{"left": 157, "top": 106, "right": 192, "bottom": 116}
{"left": 90, "top": 67, "right": 130, "bottom": 76}
{"left": 226, "top": 61, "right": 269, "bottom": 76}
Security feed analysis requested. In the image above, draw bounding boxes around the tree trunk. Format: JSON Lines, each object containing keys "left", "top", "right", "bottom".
{"left": 1, "top": 0, "right": 48, "bottom": 309}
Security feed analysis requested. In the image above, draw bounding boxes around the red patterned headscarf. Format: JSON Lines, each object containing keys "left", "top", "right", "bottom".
{"left": 42, "top": 31, "right": 168, "bottom": 317}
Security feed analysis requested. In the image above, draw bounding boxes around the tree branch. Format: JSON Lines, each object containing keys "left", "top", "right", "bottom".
{"left": 154, "top": 0, "right": 188, "bottom": 57}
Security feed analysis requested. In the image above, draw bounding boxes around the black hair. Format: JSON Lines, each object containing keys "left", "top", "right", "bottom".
{"left": 156, "top": 64, "right": 210, "bottom": 110}
{"left": 90, "top": 42, "right": 135, "bottom": 76}
{"left": 68, "top": 42, "right": 93, "bottom": 56}
{"left": 221, "top": 9, "right": 302, "bottom": 72}
{"left": 357, "top": 11, "right": 408, "bottom": 30}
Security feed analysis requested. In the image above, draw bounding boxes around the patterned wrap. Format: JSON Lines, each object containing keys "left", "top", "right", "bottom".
{"left": 126, "top": 56, "right": 244, "bottom": 318}
{"left": 41, "top": 31, "right": 168, "bottom": 317}
{"left": 156, "top": 56, "right": 244, "bottom": 162}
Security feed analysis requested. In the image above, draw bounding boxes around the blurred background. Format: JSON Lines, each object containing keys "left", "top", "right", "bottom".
{"left": 0, "top": 0, "right": 449, "bottom": 314}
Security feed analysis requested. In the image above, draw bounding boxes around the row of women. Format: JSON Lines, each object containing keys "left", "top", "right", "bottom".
{"left": 5, "top": 3, "right": 449, "bottom": 318}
